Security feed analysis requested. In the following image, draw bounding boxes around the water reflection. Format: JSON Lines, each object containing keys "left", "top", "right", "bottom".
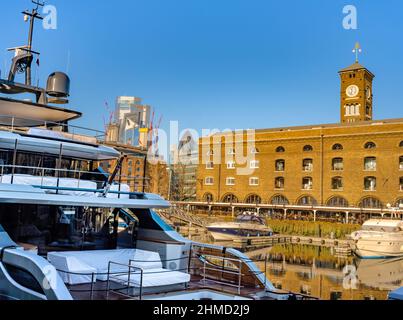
{"left": 246, "top": 244, "right": 403, "bottom": 300}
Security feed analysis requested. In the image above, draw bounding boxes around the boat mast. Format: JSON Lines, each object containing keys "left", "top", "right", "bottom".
{"left": 23, "top": 0, "right": 44, "bottom": 86}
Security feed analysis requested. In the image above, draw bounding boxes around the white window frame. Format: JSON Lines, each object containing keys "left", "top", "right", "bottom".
{"left": 249, "top": 177, "right": 259, "bottom": 186}
{"left": 205, "top": 177, "right": 214, "bottom": 185}
{"left": 250, "top": 160, "right": 260, "bottom": 169}
{"left": 227, "top": 161, "right": 236, "bottom": 169}
{"left": 226, "top": 177, "right": 235, "bottom": 186}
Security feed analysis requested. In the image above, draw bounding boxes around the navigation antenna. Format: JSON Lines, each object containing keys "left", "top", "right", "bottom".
{"left": 8, "top": 0, "right": 44, "bottom": 86}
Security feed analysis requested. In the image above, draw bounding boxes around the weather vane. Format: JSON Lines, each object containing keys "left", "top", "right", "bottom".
{"left": 352, "top": 42, "right": 362, "bottom": 63}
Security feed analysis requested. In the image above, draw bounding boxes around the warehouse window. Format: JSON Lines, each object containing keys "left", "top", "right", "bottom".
{"left": 400, "top": 178, "right": 403, "bottom": 191}
{"left": 226, "top": 177, "right": 235, "bottom": 186}
{"left": 275, "top": 159, "right": 285, "bottom": 172}
{"left": 303, "top": 145, "right": 313, "bottom": 152}
{"left": 245, "top": 194, "right": 262, "bottom": 204}
{"left": 250, "top": 160, "right": 260, "bottom": 169}
{"left": 400, "top": 156, "right": 403, "bottom": 170}
{"left": 275, "top": 177, "right": 285, "bottom": 189}
{"left": 249, "top": 177, "right": 259, "bottom": 186}
{"left": 332, "top": 144, "right": 343, "bottom": 151}
{"left": 222, "top": 194, "right": 238, "bottom": 203}
{"left": 331, "top": 177, "right": 343, "bottom": 190}
{"left": 359, "top": 197, "right": 382, "bottom": 208}
{"left": 227, "top": 161, "right": 236, "bottom": 169}
{"left": 332, "top": 158, "right": 344, "bottom": 171}
{"left": 206, "top": 161, "right": 214, "bottom": 169}
{"left": 327, "top": 196, "right": 349, "bottom": 207}
{"left": 297, "top": 196, "right": 317, "bottom": 206}
{"left": 303, "top": 159, "right": 313, "bottom": 172}
{"left": 364, "top": 142, "right": 376, "bottom": 149}
{"left": 271, "top": 195, "right": 289, "bottom": 205}
{"left": 364, "top": 157, "right": 377, "bottom": 171}
{"left": 203, "top": 193, "right": 214, "bottom": 202}
{"left": 205, "top": 177, "right": 214, "bottom": 185}
{"left": 400, "top": 141, "right": 403, "bottom": 148}
{"left": 364, "top": 177, "right": 376, "bottom": 191}
{"left": 302, "top": 177, "right": 313, "bottom": 190}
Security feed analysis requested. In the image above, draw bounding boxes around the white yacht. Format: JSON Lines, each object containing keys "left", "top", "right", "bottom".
{"left": 207, "top": 212, "right": 273, "bottom": 241}
{"left": 350, "top": 219, "right": 403, "bottom": 259}
{"left": 0, "top": 1, "right": 297, "bottom": 301}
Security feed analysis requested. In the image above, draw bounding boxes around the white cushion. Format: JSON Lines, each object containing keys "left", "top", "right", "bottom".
{"left": 48, "top": 253, "right": 97, "bottom": 285}
{"left": 112, "top": 268, "right": 191, "bottom": 288}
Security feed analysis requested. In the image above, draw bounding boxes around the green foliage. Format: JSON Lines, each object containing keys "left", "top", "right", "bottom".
{"left": 266, "top": 219, "right": 361, "bottom": 239}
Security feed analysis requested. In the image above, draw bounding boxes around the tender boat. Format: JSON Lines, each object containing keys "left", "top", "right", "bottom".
{"left": 350, "top": 219, "right": 403, "bottom": 258}
{"left": 207, "top": 212, "right": 273, "bottom": 241}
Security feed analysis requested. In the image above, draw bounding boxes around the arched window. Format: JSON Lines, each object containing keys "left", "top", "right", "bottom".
{"left": 203, "top": 193, "right": 214, "bottom": 202}
{"left": 332, "top": 158, "right": 344, "bottom": 171}
{"left": 359, "top": 197, "right": 382, "bottom": 208}
{"left": 364, "top": 142, "right": 376, "bottom": 149}
{"left": 332, "top": 144, "right": 343, "bottom": 151}
{"left": 364, "top": 176, "right": 376, "bottom": 191}
{"left": 303, "top": 145, "right": 313, "bottom": 152}
{"left": 331, "top": 177, "right": 343, "bottom": 190}
{"left": 275, "top": 159, "right": 285, "bottom": 172}
{"left": 327, "top": 196, "right": 349, "bottom": 207}
{"left": 297, "top": 196, "right": 318, "bottom": 206}
{"left": 302, "top": 177, "right": 313, "bottom": 190}
{"left": 222, "top": 193, "right": 238, "bottom": 203}
{"left": 271, "top": 195, "right": 289, "bottom": 205}
{"left": 275, "top": 177, "right": 285, "bottom": 189}
{"left": 245, "top": 194, "right": 262, "bottom": 204}
{"left": 276, "top": 146, "right": 285, "bottom": 153}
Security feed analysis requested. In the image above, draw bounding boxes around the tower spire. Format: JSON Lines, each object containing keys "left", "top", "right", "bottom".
{"left": 352, "top": 42, "right": 362, "bottom": 63}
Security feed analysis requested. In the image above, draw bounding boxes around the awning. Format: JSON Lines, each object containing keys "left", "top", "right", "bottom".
{"left": 0, "top": 97, "right": 81, "bottom": 127}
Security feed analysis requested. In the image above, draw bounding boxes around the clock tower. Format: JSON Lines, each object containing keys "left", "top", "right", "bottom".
{"left": 339, "top": 44, "right": 375, "bottom": 123}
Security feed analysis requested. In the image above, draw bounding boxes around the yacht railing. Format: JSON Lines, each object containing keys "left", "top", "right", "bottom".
{"left": 0, "top": 164, "right": 149, "bottom": 196}
{"left": 0, "top": 114, "right": 106, "bottom": 141}
{"left": 53, "top": 252, "right": 318, "bottom": 300}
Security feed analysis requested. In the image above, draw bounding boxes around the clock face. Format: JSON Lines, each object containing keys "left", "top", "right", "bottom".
{"left": 346, "top": 85, "right": 359, "bottom": 98}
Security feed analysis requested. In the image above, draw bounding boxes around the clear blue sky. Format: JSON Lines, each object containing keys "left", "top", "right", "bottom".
{"left": 1, "top": 0, "right": 403, "bottom": 135}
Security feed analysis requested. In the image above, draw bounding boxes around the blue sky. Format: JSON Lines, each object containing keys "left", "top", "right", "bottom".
{"left": 1, "top": 0, "right": 403, "bottom": 135}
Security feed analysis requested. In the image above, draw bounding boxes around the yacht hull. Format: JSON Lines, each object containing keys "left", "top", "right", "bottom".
{"left": 207, "top": 224, "right": 273, "bottom": 241}
{"left": 352, "top": 239, "right": 403, "bottom": 259}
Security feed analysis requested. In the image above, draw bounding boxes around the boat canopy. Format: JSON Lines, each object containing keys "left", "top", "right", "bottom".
{"left": 0, "top": 97, "right": 81, "bottom": 127}
{"left": 236, "top": 214, "right": 266, "bottom": 225}
{"left": 362, "top": 219, "right": 403, "bottom": 231}
{"left": 0, "top": 130, "right": 120, "bottom": 160}
{"left": 389, "top": 286, "right": 403, "bottom": 300}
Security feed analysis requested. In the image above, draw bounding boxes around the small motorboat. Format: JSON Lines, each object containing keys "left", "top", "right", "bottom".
{"left": 207, "top": 212, "right": 273, "bottom": 241}
{"left": 350, "top": 219, "right": 403, "bottom": 259}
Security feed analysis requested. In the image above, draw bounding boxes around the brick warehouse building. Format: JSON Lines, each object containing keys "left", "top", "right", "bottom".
{"left": 196, "top": 60, "right": 403, "bottom": 210}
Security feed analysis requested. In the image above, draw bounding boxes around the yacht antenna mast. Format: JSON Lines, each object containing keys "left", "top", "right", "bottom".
{"left": 22, "top": 0, "right": 44, "bottom": 86}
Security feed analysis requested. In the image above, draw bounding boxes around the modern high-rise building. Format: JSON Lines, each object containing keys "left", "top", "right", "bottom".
{"left": 111, "top": 96, "right": 151, "bottom": 148}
